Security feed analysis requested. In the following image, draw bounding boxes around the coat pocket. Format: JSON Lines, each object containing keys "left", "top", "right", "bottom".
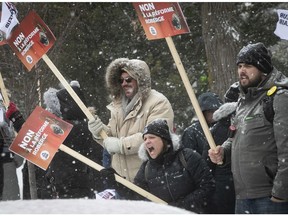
{"left": 243, "top": 115, "right": 265, "bottom": 134}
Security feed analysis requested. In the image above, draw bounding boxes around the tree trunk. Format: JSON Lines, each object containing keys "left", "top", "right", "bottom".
{"left": 201, "top": 3, "right": 240, "bottom": 99}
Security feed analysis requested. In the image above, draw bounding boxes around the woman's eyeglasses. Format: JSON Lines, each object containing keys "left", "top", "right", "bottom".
{"left": 119, "top": 77, "right": 133, "bottom": 84}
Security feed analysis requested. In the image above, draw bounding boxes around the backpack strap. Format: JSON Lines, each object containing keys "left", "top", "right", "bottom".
{"left": 263, "top": 85, "right": 280, "bottom": 124}
{"left": 263, "top": 94, "right": 275, "bottom": 124}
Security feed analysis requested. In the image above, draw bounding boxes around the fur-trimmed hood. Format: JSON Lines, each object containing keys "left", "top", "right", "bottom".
{"left": 43, "top": 81, "right": 87, "bottom": 120}
{"left": 138, "top": 133, "right": 181, "bottom": 162}
{"left": 213, "top": 102, "right": 238, "bottom": 122}
{"left": 43, "top": 87, "right": 62, "bottom": 117}
{"left": 105, "top": 58, "right": 151, "bottom": 101}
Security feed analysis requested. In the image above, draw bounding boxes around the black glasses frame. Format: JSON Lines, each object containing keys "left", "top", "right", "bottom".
{"left": 119, "top": 77, "right": 133, "bottom": 84}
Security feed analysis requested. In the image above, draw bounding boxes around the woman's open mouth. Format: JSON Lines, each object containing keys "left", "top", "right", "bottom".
{"left": 148, "top": 146, "right": 154, "bottom": 153}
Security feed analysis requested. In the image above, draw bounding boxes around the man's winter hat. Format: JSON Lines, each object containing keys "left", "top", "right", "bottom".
{"left": 236, "top": 42, "right": 273, "bottom": 74}
{"left": 198, "top": 92, "right": 223, "bottom": 112}
{"left": 142, "top": 119, "right": 171, "bottom": 142}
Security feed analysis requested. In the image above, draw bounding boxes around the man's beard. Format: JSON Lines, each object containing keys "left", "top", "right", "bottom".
{"left": 240, "top": 75, "right": 263, "bottom": 93}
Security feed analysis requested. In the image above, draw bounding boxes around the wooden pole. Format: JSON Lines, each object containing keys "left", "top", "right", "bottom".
{"left": 165, "top": 37, "right": 218, "bottom": 152}
{"left": 26, "top": 71, "right": 44, "bottom": 199}
{"left": 0, "top": 73, "right": 10, "bottom": 107}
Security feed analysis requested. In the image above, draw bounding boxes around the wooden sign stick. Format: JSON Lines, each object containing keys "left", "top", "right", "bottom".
{"left": 0, "top": 72, "right": 10, "bottom": 107}
{"left": 165, "top": 37, "right": 218, "bottom": 152}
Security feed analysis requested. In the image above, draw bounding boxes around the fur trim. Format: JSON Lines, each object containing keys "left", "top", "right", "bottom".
{"left": 70, "top": 80, "right": 80, "bottom": 88}
{"left": 138, "top": 133, "right": 180, "bottom": 162}
{"left": 88, "top": 106, "right": 97, "bottom": 116}
{"left": 43, "top": 88, "right": 61, "bottom": 117}
{"left": 58, "top": 80, "right": 80, "bottom": 89}
{"left": 105, "top": 58, "right": 151, "bottom": 101}
{"left": 212, "top": 102, "right": 237, "bottom": 121}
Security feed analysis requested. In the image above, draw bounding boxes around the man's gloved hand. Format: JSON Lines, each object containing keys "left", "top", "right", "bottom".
{"left": 88, "top": 118, "right": 103, "bottom": 139}
{"left": 103, "top": 137, "right": 122, "bottom": 154}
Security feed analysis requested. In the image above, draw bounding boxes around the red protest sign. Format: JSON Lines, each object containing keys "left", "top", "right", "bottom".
{"left": 9, "top": 106, "right": 73, "bottom": 170}
{"left": 133, "top": 2, "right": 190, "bottom": 40}
{"left": 7, "top": 10, "right": 56, "bottom": 71}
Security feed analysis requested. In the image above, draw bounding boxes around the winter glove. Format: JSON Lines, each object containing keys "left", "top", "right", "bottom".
{"left": 88, "top": 117, "right": 104, "bottom": 139}
{"left": 99, "top": 167, "right": 134, "bottom": 200}
{"left": 5, "top": 102, "right": 25, "bottom": 132}
{"left": 6, "top": 102, "right": 20, "bottom": 121}
{"left": 103, "top": 137, "right": 123, "bottom": 154}
{"left": 100, "top": 167, "right": 118, "bottom": 189}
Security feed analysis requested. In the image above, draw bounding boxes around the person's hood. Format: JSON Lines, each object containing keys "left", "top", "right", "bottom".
{"left": 43, "top": 81, "right": 87, "bottom": 120}
{"left": 105, "top": 58, "right": 151, "bottom": 101}
{"left": 138, "top": 133, "right": 180, "bottom": 162}
{"left": 212, "top": 102, "right": 238, "bottom": 121}
{"left": 270, "top": 68, "right": 288, "bottom": 89}
{"left": 43, "top": 87, "right": 62, "bottom": 117}
{"left": 198, "top": 92, "right": 223, "bottom": 112}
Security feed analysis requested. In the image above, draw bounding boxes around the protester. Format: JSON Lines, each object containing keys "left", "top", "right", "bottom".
{"left": 0, "top": 97, "right": 21, "bottom": 200}
{"left": 209, "top": 42, "right": 288, "bottom": 213}
{"left": 6, "top": 101, "right": 47, "bottom": 199}
{"left": 88, "top": 58, "right": 174, "bottom": 182}
{"left": 42, "top": 80, "right": 104, "bottom": 198}
{"left": 181, "top": 92, "right": 235, "bottom": 213}
{"left": 181, "top": 92, "right": 223, "bottom": 154}
{"left": 133, "top": 119, "right": 215, "bottom": 213}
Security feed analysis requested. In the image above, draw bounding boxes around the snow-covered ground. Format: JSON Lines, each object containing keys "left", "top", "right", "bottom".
{"left": 0, "top": 199, "right": 193, "bottom": 214}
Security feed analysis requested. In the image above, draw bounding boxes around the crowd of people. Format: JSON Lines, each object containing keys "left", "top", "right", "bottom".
{"left": 1, "top": 42, "right": 287, "bottom": 214}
